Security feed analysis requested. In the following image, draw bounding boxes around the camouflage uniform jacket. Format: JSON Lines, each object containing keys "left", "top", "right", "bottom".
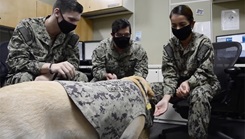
{"left": 92, "top": 38, "right": 148, "bottom": 81}
{"left": 6, "top": 16, "right": 80, "bottom": 77}
{"left": 162, "top": 32, "right": 220, "bottom": 96}
{"left": 58, "top": 80, "right": 147, "bottom": 139}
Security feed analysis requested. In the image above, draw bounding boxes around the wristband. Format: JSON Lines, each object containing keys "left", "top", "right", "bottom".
{"left": 49, "top": 63, "right": 54, "bottom": 74}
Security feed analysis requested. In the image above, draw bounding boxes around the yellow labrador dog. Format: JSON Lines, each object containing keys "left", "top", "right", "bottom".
{"left": 0, "top": 76, "right": 154, "bottom": 139}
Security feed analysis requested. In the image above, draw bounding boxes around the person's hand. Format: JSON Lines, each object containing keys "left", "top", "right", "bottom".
{"left": 50, "top": 61, "right": 75, "bottom": 80}
{"left": 34, "top": 74, "right": 53, "bottom": 81}
{"left": 154, "top": 97, "right": 169, "bottom": 117}
{"left": 106, "top": 73, "right": 117, "bottom": 80}
{"left": 176, "top": 81, "right": 190, "bottom": 98}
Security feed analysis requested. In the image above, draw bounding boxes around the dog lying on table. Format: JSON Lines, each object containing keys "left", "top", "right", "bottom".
{"left": 0, "top": 76, "right": 154, "bottom": 139}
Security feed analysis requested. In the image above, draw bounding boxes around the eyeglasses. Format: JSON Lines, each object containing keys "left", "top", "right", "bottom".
{"left": 114, "top": 33, "right": 131, "bottom": 37}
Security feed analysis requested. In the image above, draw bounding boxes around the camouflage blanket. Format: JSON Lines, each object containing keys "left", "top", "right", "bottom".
{"left": 58, "top": 80, "right": 146, "bottom": 139}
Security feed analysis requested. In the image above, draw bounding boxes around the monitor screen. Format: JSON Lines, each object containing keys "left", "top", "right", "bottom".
{"left": 216, "top": 33, "right": 245, "bottom": 57}
{"left": 77, "top": 41, "right": 83, "bottom": 61}
{"left": 216, "top": 33, "right": 245, "bottom": 63}
{"left": 83, "top": 41, "right": 101, "bottom": 60}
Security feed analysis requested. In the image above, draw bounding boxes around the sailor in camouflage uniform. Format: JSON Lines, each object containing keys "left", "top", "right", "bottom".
{"left": 91, "top": 19, "right": 148, "bottom": 81}
{"left": 4, "top": 0, "right": 88, "bottom": 86}
{"left": 152, "top": 5, "right": 220, "bottom": 139}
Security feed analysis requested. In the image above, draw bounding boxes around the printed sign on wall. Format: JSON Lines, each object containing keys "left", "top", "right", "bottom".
{"left": 221, "top": 9, "right": 240, "bottom": 31}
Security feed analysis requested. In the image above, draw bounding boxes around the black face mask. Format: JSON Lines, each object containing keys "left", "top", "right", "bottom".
{"left": 172, "top": 24, "right": 192, "bottom": 41}
{"left": 113, "top": 37, "right": 130, "bottom": 49}
{"left": 57, "top": 12, "right": 76, "bottom": 34}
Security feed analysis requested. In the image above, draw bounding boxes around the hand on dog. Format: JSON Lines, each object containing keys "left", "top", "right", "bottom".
{"left": 176, "top": 81, "right": 190, "bottom": 98}
{"left": 106, "top": 73, "right": 117, "bottom": 80}
{"left": 50, "top": 61, "right": 75, "bottom": 80}
{"left": 35, "top": 74, "right": 53, "bottom": 81}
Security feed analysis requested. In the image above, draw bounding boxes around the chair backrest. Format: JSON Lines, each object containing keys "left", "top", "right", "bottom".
{"left": 0, "top": 41, "right": 9, "bottom": 87}
{"left": 0, "top": 41, "right": 9, "bottom": 62}
{"left": 212, "top": 41, "right": 242, "bottom": 91}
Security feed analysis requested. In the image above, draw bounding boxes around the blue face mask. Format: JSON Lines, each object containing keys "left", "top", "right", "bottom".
{"left": 172, "top": 24, "right": 192, "bottom": 40}
{"left": 57, "top": 12, "right": 77, "bottom": 34}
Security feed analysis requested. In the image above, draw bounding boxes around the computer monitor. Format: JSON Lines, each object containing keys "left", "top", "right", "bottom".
{"left": 83, "top": 40, "right": 101, "bottom": 61}
{"left": 216, "top": 33, "right": 245, "bottom": 64}
{"left": 77, "top": 41, "right": 83, "bottom": 61}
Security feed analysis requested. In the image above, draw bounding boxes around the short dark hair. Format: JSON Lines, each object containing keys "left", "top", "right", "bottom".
{"left": 53, "top": 0, "right": 83, "bottom": 14}
{"left": 111, "top": 19, "right": 131, "bottom": 35}
{"left": 169, "top": 5, "right": 194, "bottom": 23}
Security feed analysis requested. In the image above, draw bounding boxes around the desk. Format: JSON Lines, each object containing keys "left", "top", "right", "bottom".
{"left": 79, "top": 64, "right": 245, "bottom": 69}
{"left": 79, "top": 65, "right": 92, "bottom": 69}
{"left": 235, "top": 64, "right": 245, "bottom": 67}
{"left": 78, "top": 66, "right": 93, "bottom": 81}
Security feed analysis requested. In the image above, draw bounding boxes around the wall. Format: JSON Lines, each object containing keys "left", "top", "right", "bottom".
{"left": 92, "top": 14, "right": 133, "bottom": 40}
{"left": 134, "top": 0, "right": 169, "bottom": 64}
{"left": 212, "top": 0, "right": 245, "bottom": 40}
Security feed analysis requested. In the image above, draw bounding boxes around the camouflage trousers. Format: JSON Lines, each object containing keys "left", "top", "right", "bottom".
{"left": 4, "top": 71, "right": 88, "bottom": 86}
{"left": 150, "top": 82, "right": 218, "bottom": 139}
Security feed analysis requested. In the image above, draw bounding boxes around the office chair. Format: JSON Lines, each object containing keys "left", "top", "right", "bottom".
{"left": 0, "top": 41, "right": 9, "bottom": 87}
{"left": 160, "top": 42, "right": 243, "bottom": 139}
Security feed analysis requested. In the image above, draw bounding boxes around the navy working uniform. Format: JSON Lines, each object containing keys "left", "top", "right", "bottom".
{"left": 5, "top": 17, "right": 88, "bottom": 85}
{"left": 151, "top": 32, "right": 220, "bottom": 139}
{"left": 91, "top": 38, "right": 148, "bottom": 81}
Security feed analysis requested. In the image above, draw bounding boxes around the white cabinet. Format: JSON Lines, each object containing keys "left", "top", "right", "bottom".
{"left": 146, "top": 65, "right": 163, "bottom": 83}
{"left": 147, "top": 69, "right": 160, "bottom": 83}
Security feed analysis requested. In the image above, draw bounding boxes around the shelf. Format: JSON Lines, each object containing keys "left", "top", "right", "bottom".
{"left": 213, "top": 0, "right": 238, "bottom": 3}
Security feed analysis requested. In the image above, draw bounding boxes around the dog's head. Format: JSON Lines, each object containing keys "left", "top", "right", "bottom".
{"left": 122, "top": 76, "right": 154, "bottom": 98}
